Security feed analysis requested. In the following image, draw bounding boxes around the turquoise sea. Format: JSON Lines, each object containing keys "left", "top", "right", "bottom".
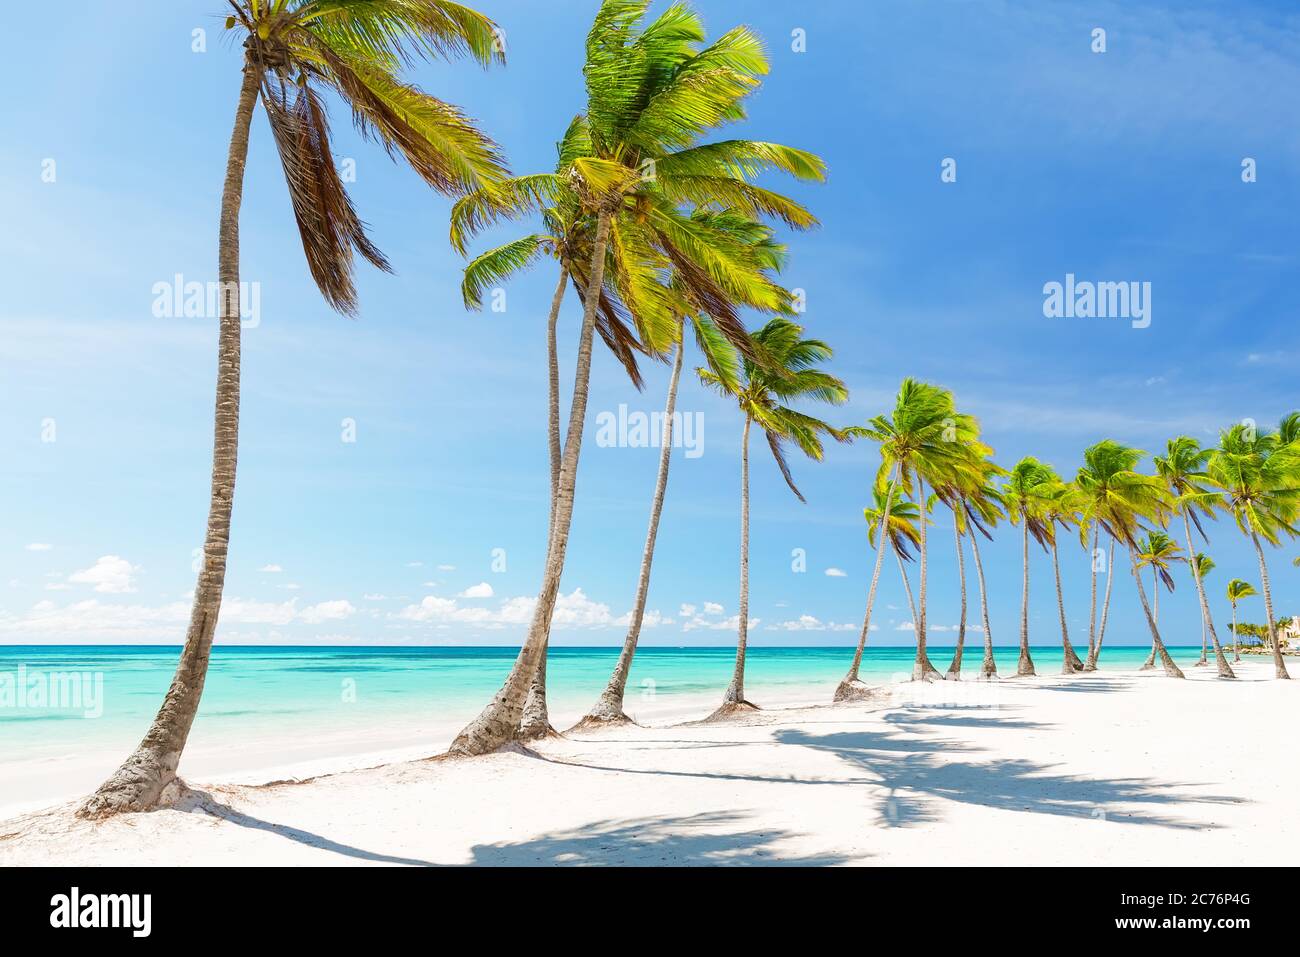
{"left": 1, "top": 644, "right": 1200, "bottom": 765}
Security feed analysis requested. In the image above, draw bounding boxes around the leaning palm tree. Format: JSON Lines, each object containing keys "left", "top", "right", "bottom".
{"left": 1190, "top": 553, "right": 1217, "bottom": 667}
{"left": 1225, "top": 578, "right": 1257, "bottom": 662}
{"left": 1207, "top": 419, "right": 1300, "bottom": 679}
{"left": 1001, "top": 457, "right": 1055, "bottom": 676}
{"left": 1075, "top": 440, "right": 1164, "bottom": 671}
{"left": 451, "top": 0, "right": 826, "bottom": 754}
{"left": 576, "top": 217, "right": 801, "bottom": 728}
{"left": 700, "top": 318, "right": 848, "bottom": 717}
{"left": 1134, "top": 530, "right": 1184, "bottom": 670}
{"left": 79, "top": 0, "right": 505, "bottom": 818}
{"left": 1040, "top": 475, "right": 1086, "bottom": 674}
{"left": 1154, "top": 436, "right": 1235, "bottom": 677}
{"left": 835, "top": 484, "right": 924, "bottom": 700}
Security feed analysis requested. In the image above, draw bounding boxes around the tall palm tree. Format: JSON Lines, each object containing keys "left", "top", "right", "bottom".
{"left": 451, "top": 0, "right": 826, "bottom": 754}
{"left": 1154, "top": 436, "right": 1235, "bottom": 677}
{"left": 1134, "top": 530, "right": 1183, "bottom": 670}
{"left": 835, "top": 484, "right": 924, "bottom": 700}
{"left": 1207, "top": 419, "right": 1300, "bottom": 679}
{"left": 1001, "top": 457, "right": 1055, "bottom": 677}
{"left": 840, "top": 380, "right": 979, "bottom": 685}
{"left": 1040, "top": 475, "right": 1086, "bottom": 674}
{"left": 1191, "top": 553, "right": 1217, "bottom": 667}
{"left": 935, "top": 451, "right": 1003, "bottom": 680}
{"left": 79, "top": 0, "right": 505, "bottom": 818}
{"left": 1226, "top": 578, "right": 1257, "bottom": 662}
{"left": 700, "top": 318, "right": 848, "bottom": 717}
{"left": 1075, "top": 440, "right": 1165, "bottom": 672}
{"left": 577, "top": 217, "right": 801, "bottom": 728}
{"left": 962, "top": 478, "right": 1006, "bottom": 679}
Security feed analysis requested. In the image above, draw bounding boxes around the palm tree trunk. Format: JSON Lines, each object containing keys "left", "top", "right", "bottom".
{"left": 715, "top": 416, "right": 755, "bottom": 713}
{"left": 1250, "top": 530, "right": 1291, "bottom": 679}
{"left": 579, "top": 339, "right": 684, "bottom": 725}
{"left": 1231, "top": 603, "right": 1241, "bottom": 661}
{"left": 969, "top": 519, "right": 998, "bottom": 679}
{"left": 79, "top": 62, "right": 261, "bottom": 818}
{"left": 517, "top": 267, "right": 572, "bottom": 740}
{"left": 450, "top": 207, "right": 614, "bottom": 755}
{"left": 1086, "top": 524, "right": 1099, "bottom": 664}
{"left": 896, "top": 549, "right": 919, "bottom": 628}
{"left": 1016, "top": 517, "right": 1036, "bottom": 675}
{"left": 1140, "top": 569, "right": 1159, "bottom": 670}
{"left": 912, "top": 476, "right": 940, "bottom": 681}
{"left": 835, "top": 467, "right": 899, "bottom": 701}
{"left": 518, "top": 267, "right": 576, "bottom": 739}
{"left": 945, "top": 517, "right": 968, "bottom": 678}
{"left": 1129, "top": 546, "right": 1184, "bottom": 678}
{"left": 1051, "top": 538, "right": 1079, "bottom": 674}
{"left": 1182, "top": 512, "right": 1234, "bottom": 678}
{"left": 1086, "top": 536, "right": 1116, "bottom": 670}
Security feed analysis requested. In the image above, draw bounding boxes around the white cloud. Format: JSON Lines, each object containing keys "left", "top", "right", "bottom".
{"left": 703, "top": 602, "right": 724, "bottom": 615}
{"left": 68, "top": 555, "right": 138, "bottom": 594}
{"left": 405, "top": 561, "right": 424, "bottom": 568}
{"left": 363, "top": 593, "right": 390, "bottom": 601}
{"left": 299, "top": 600, "right": 356, "bottom": 625}
{"left": 259, "top": 564, "right": 283, "bottom": 573}
{"left": 458, "top": 581, "right": 494, "bottom": 599}
{"left": 0, "top": 598, "right": 189, "bottom": 641}
{"left": 679, "top": 603, "right": 697, "bottom": 617}
{"left": 682, "top": 612, "right": 757, "bottom": 632}
{"left": 25, "top": 543, "right": 53, "bottom": 552}
{"left": 396, "top": 588, "right": 623, "bottom": 630}
{"left": 437, "top": 564, "right": 456, "bottom": 572}
{"left": 771, "top": 615, "right": 857, "bottom": 632}
{"left": 824, "top": 567, "right": 848, "bottom": 577}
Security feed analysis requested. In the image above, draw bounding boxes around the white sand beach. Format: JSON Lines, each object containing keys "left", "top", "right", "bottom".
{"left": 2, "top": 660, "right": 1294, "bottom": 866}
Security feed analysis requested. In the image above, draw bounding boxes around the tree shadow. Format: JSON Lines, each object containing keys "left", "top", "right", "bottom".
{"left": 776, "top": 729, "right": 1242, "bottom": 830}
{"left": 468, "top": 811, "right": 854, "bottom": 866}
{"left": 884, "top": 709, "right": 1052, "bottom": 731}
{"left": 191, "top": 790, "right": 436, "bottom": 866}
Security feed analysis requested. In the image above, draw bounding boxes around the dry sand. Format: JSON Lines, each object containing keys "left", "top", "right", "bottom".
{"left": 1, "top": 660, "right": 1293, "bottom": 866}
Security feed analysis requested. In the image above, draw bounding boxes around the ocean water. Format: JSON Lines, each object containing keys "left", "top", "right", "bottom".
{"left": 0, "top": 643, "right": 1199, "bottom": 767}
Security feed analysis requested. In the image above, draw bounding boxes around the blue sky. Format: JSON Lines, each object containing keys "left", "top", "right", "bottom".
{"left": 2, "top": 0, "right": 1299, "bottom": 648}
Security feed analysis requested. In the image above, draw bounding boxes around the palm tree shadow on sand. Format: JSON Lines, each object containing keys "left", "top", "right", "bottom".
{"left": 182, "top": 788, "right": 437, "bottom": 866}
{"left": 776, "top": 727, "right": 1244, "bottom": 830}
{"left": 467, "top": 811, "right": 854, "bottom": 866}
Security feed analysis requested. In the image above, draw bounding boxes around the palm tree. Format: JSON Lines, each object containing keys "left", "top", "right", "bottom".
{"left": 1191, "top": 553, "right": 1217, "bottom": 667}
{"left": 451, "top": 0, "right": 826, "bottom": 754}
{"left": 839, "top": 380, "right": 979, "bottom": 686}
{"left": 576, "top": 217, "right": 802, "bottom": 728}
{"left": 835, "top": 484, "right": 924, "bottom": 700}
{"left": 1207, "top": 419, "right": 1300, "bottom": 679}
{"left": 1040, "top": 475, "right": 1086, "bottom": 674}
{"left": 1001, "top": 457, "right": 1055, "bottom": 676}
{"left": 700, "top": 318, "right": 848, "bottom": 717}
{"left": 962, "top": 478, "right": 1007, "bottom": 679}
{"left": 1225, "top": 578, "right": 1257, "bottom": 662}
{"left": 79, "top": 0, "right": 505, "bottom": 818}
{"left": 1153, "top": 436, "right": 1235, "bottom": 677}
{"left": 1075, "top": 441, "right": 1165, "bottom": 671}
{"left": 935, "top": 451, "right": 1003, "bottom": 680}
{"left": 1134, "top": 530, "right": 1184, "bottom": 670}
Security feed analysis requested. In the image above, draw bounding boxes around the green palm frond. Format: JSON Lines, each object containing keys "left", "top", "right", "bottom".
{"left": 461, "top": 234, "right": 555, "bottom": 308}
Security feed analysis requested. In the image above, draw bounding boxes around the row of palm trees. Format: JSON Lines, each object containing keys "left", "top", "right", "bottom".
{"left": 75, "top": 0, "right": 1297, "bottom": 819}
{"left": 832, "top": 388, "right": 1300, "bottom": 701}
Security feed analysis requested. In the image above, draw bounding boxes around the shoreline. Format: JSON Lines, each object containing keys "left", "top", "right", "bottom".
{"left": 3, "top": 659, "right": 1295, "bottom": 865}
